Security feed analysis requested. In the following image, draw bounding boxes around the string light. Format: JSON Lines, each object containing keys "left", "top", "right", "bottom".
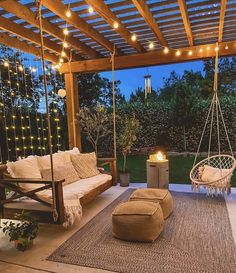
{"left": 113, "top": 21, "right": 119, "bottom": 29}
{"left": 18, "top": 65, "right": 23, "bottom": 71}
{"left": 65, "top": 9, "right": 71, "bottom": 18}
{"left": 63, "top": 28, "right": 69, "bottom": 35}
{"left": 214, "top": 46, "right": 219, "bottom": 52}
{"left": 199, "top": 48, "right": 203, "bottom": 53}
{"left": 3, "top": 61, "right": 9, "bottom": 67}
{"left": 131, "top": 33, "right": 137, "bottom": 41}
{"left": 63, "top": 41, "right": 68, "bottom": 48}
{"left": 188, "top": 50, "right": 193, "bottom": 56}
{"left": 59, "top": 58, "right": 64, "bottom": 63}
{"left": 88, "top": 6, "right": 94, "bottom": 13}
{"left": 61, "top": 51, "right": 67, "bottom": 57}
{"left": 163, "top": 47, "right": 169, "bottom": 54}
{"left": 207, "top": 46, "right": 210, "bottom": 51}
{"left": 176, "top": 50, "right": 181, "bottom": 56}
{"left": 148, "top": 42, "right": 154, "bottom": 50}
{"left": 225, "top": 45, "right": 229, "bottom": 50}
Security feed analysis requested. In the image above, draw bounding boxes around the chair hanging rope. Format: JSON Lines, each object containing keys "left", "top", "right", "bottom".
{"left": 111, "top": 45, "right": 117, "bottom": 160}
{"left": 36, "top": 0, "right": 58, "bottom": 221}
{"left": 190, "top": 43, "right": 235, "bottom": 196}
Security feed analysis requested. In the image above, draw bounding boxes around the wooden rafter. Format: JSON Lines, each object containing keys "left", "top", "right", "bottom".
{"left": 0, "top": 33, "right": 58, "bottom": 63}
{"left": 132, "top": 0, "right": 168, "bottom": 47}
{"left": 41, "top": 0, "right": 122, "bottom": 55}
{"left": 177, "top": 0, "right": 194, "bottom": 46}
{"left": 0, "top": 0, "right": 101, "bottom": 59}
{"left": 0, "top": 15, "right": 78, "bottom": 60}
{"left": 219, "top": 0, "right": 227, "bottom": 42}
{"left": 84, "top": 0, "right": 145, "bottom": 53}
{"left": 60, "top": 41, "right": 236, "bottom": 74}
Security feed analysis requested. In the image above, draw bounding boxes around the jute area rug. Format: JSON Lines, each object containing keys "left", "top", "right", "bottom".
{"left": 48, "top": 189, "right": 236, "bottom": 273}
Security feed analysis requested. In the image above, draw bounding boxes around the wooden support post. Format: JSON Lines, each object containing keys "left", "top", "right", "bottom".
{"left": 64, "top": 73, "right": 81, "bottom": 150}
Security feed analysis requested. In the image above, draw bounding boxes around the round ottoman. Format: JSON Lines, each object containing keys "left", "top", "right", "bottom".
{"left": 129, "top": 188, "right": 173, "bottom": 219}
{"left": 112, "top": 201, "right": 164, "bottom": 242}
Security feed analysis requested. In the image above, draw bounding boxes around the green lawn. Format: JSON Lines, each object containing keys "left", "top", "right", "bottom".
{"left": 117, "top": 155, "right": 236, "bottom": 187}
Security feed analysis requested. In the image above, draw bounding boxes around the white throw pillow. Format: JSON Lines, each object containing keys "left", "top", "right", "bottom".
{"left": 58, "top": 147, "right": 80, "bottom": 155}
{"left": 37, "top": 153, "right": 70, "bottom": 171}
{"left": 201, "top": 165, "right": 229, "bottom": 183}
{"left": 7, "top": 156, "right": 43, "bottom": 191}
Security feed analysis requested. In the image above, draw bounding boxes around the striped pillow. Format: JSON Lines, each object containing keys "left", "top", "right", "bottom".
{"left": 71, "top": 152, "right": 100, "bottom": 179}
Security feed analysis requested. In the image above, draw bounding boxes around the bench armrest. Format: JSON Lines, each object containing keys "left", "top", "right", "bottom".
{"left": 97, "top": 158, "right": 117, "bottom": 185}
{"left": 0, "top": 178, "right": 65, "bottom": 184}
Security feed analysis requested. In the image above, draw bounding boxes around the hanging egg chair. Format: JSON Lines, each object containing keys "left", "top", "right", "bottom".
{"left": 190, "top": 44, "right": 236, "bottom": 196}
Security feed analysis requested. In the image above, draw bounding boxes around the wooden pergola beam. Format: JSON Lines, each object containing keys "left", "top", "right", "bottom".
{"left": 219, "top": 0, "right": 227, "bottom": 42}
{"left": 60, "top": 41, "right": 236, "bottom": 74}
{"left": 177, "top": 0, "right": 194, "bottom": 46}
{"left": 132, "top": 0, "right": 168, "bottom": 47}
{"left": 0, "top": 0, "right": 100, "bottom": 59}
{"left": 0, "top": 15, "right": 77, "bottom": 60}
{"left": 0, "top": 33, "right": 58, "bottom": 63}
{"left": 41, "top": 0, "right": 122, "bottom": 55}
{"left": 84, "top": 0, "right": 145, "bottom": 53}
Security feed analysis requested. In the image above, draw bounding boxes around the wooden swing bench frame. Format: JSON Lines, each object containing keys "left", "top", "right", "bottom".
{"left": 0, "top": 158, "right": 116, "bottom": 224}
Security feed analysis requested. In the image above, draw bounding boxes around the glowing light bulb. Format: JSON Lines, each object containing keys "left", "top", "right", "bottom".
{"left": 63, "top": 28, "right": 69, "bottom": 35}
{"left": 113, "top": 21, "right": 119, "bottom": 29}
{"left": 61, "top": 51, "right": 66, "bottom": 57}
{"left": 225, "top": 45, "right": 229, "bottom": 50}
{"left": 207, "top": 46, "right": 210, "bottom": 51}
{"left": 149, "top": 42, "right": 154, "bottom": 50}
{"left": 163, "top": 47, "right": 169, "bottom": 54}
{"left": 65, "top": 9, "right": 71, "bottom": 18}
{"left": 3, "top": 61, "right": 9, "bottom": 67}
{"left": 59, "top": 58, "right": 64, "bottom": 63}
{"left": 88, "top": 6, "right": 94, "bottom": 13}
{"left": 199, "top": 48, "right": 203, "bottom": 53}
{"left": 214, "top": 46, "right": 219, "bottom": 52}
{"left": 18, "top": 65, "right": 23, "bottom": 71}
{"left": 188, "top": 50, "right": 193, "bottom": 56}
{"left": 176, "top": 50, "right": 181, "bottom": 56}
{"left": 131, "top": 33, "right": 137, "bottom": 41}
{"left": 63, "top": 41, "right": 68, "bottom": 48}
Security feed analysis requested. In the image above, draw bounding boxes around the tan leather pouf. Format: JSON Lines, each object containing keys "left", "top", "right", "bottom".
{"left": 129, "top": 189, "right": 173, "bottom": 219}
{"left": 112, "top": 201, "right": 164, "bottom": 242}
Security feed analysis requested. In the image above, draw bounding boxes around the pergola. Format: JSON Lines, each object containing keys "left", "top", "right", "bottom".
{"left": 0, "top": 0, "right": 235, "bottom": 150}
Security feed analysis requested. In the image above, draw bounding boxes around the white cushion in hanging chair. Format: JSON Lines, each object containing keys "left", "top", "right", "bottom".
{"left": 201, "top": 165, "right": 230, "bottom": 183}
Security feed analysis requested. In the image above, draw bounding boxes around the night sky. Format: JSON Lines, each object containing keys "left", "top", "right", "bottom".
{"left": 100, "top": 60, "right": 204, "bottom": 99}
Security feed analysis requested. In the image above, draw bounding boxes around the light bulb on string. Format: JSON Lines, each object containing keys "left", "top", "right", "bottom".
{"left": 63, "top": 41, "right": 68, "bottom": 48}
{"left": 163, "top": 47, "right": 169, "bottom": 54}
{"left": 214, "top": 46, "right": 219, "bottom": 52}
{"left": 113, "top": 21, "right": 119, "bottom": 29}
{"left": 131, "top": 33, "right": 137, "bottom": 41}
{"left": 149, "top": 42, "right": 154, "bottom": 50}
{"left": 61, "top": 51, "right": 66, "bottom": 57}
{"left": 207, "top": 46, "right": 210, "bottom": 51}
{"left": 3, "top": 61, "right": 9, "bottom": 67}
{"left": 59, "top": 58, "right": 64, "bottom": 63}
{"left": 225, "top": 45, "right": 229, "bottom": 50}
{"left": 65, "top": 9, "right": 71, "bottom": 18}
{"left": 176, "top": 50, "right": 181, "bottom": 56}
{"left": 199, "top": 48, "right": 203, "bottom": 53}
{"left": 63, "top": 28, "right": 69, "bottom": 35}
{"left": 88, "top": 6, "right": 94, "bottom": 13}
{"left": 188, "top": 50, "right": 193, "bottom": 56}
{"left": 18, "top": 65, "right": 23, "bottom": 71}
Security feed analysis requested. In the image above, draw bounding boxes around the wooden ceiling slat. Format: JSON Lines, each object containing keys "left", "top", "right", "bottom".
{"left": 41, "top": 0, "right": 122, "bottom": 55}
{"left": 0, "top": 32, "right": 57, "bottom": 63}
{"left": 219, "top": 0, "right": 227, "bottom": 42}
{"left": 0, "top": 0, "right": 100, "bottom": 59}
{"left": 177, "top": 0, "right": 193, "bottom": 46}
{"left": 132, "top": 0, "right": 168, "bottom": 47}
{"left": 83, "top": 0, "right": 145, "bottom": 53}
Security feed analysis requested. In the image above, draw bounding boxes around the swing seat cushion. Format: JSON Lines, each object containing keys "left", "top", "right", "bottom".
{"left": 201, "top": 165, "right": 230, "bottom": 183}
{"left": 129, "top": 189, "right": 173, "bottom": 219}
{"left": 112, "top": 201, "right": 164, "bottom": 242}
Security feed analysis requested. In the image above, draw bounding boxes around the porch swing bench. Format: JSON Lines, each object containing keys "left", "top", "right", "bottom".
{"left": 0, "top": 154, "right": 116, "bottom": 225}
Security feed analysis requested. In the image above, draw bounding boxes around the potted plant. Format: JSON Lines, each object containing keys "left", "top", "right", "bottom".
{"left": 1, "top": 211, "right": 39, "bottom": 251}
{"left": 118, "top": 115, "right": 140, "bottom": 186}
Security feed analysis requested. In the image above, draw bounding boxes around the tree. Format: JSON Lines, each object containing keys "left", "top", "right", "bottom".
{"left": 78, "top": 104, "right": 111, "bottom": 155}
{"left": 118, "top": 115, "right": 141, "bottom": 173}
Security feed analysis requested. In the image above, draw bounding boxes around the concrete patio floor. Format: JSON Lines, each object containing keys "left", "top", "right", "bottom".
{"left": 0, "top": 183, "right": 236, "bottom": 273}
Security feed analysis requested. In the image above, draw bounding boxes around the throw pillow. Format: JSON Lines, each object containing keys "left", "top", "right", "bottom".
{"left": 71, "top": 152, "right": 100, "bottom": 179}
{"left": 6, "top": 156, "right": 43, "bottom": 191}
{"left": 41, "top": 162, "right": 79, "bottom": 185}
{"left": 37, "top": 153, "right": 70, "bottom": 171}
{"left": 201, "top": 165, "right": 229, "bottom": 183}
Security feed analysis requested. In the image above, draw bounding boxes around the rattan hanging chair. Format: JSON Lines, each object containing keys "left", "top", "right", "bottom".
{"left": 190, "top": 44, "right": 236, "bottom": 196}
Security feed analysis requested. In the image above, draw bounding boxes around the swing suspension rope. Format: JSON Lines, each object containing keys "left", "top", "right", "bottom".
{"left": 36, "top": 0, "right": 58, "bottom": 221}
